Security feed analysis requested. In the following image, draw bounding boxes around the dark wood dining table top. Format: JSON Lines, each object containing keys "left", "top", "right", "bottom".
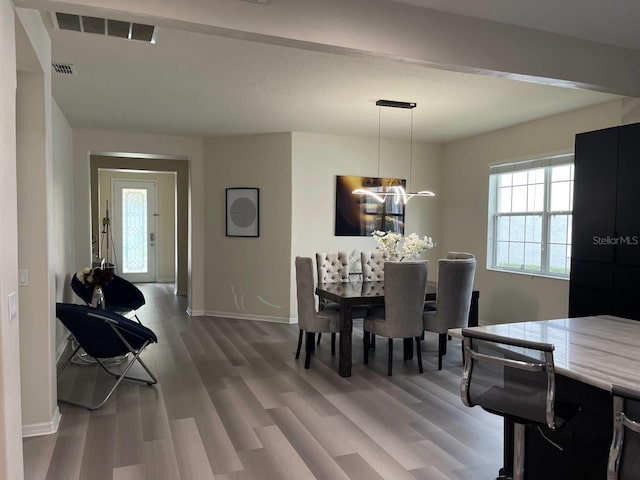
{"left": 315, "top": 280, "right": 437, "bottom": 304}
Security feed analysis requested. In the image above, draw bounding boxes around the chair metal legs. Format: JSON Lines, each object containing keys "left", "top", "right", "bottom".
{"left": 57, "top": 341, "right": 157, "bottom": 411}
{"left": 388, "top": 339, "right": 393, "bottom": 376}
{"left": 331, "top": 332, "right": 336, "bottom": 355}
{"left": 513, "top": 423, "right": 525, "bottom": 480}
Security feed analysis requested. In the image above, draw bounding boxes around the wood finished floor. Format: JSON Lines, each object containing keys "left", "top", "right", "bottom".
{"left": 24, "top": 284, "right": 502, "bottom": 480}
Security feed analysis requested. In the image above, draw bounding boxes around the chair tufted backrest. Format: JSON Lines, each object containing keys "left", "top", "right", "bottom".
{"left": 447, "top": 251, "right": 475, "bottom": 260}
{"left": 361, "top": 251, "right": 386, "bottom": 281}
{"left": 348, "top": 249, "right": 361, "bottom": 276}
{"left": 315, "top": 252, "right": 349, "bottom": 284}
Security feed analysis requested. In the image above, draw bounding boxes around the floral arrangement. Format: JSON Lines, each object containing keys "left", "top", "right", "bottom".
{"left": 372, "top": 230, "right": 434, "bottom": 261}
{"left": 76, "top": 266, "right": 115, "bottom": 288}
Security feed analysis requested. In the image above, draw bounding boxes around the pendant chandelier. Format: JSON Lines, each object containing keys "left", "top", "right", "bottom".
{"left": 352, "top": 99, "right": 435, "bottom": 204}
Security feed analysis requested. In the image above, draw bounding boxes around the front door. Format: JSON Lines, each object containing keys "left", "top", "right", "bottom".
{"left": 112, "top": 179, "right": 157, "bottom": 283}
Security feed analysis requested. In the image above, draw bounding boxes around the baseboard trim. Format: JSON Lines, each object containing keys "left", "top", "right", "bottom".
{"left": 156, "top": 277, "right": 175, "bottom": 283}
{"left": 199, "top": 310, "right": 297, "bottom": 324}
{"left": 23, "top": 407, "right": 62, "bottom": 438}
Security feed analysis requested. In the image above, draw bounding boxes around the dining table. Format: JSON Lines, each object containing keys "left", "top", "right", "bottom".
{"left": 315, "top": 279, "right": 480, "bottom": 377}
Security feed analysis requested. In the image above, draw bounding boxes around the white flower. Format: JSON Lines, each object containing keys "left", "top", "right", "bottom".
{"left": 372, "top": 230, "right": 434, "bottom": 260}
{"left": 401, "top": 233, "right": 434, "bottom": 259}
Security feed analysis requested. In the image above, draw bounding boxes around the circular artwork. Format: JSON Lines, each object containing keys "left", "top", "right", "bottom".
{"left": 230, "top": 197, "right": 257, "bottom": 228}
{"left": 226, "top": 188, "right": 259, "bottom": 237}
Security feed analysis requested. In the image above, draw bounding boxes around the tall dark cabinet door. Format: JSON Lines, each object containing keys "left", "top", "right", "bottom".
{"left": 572, "top": 127, "right": 618, "bottom": 263}
{"left": 616, "top": 123, "right": 640, "bottom": 266}
{"left": 570, "top": 127, "right": 618, "bottom": 317}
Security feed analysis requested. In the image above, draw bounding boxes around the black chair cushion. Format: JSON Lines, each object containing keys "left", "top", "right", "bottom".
{"left": 56, "top": 303, "right": 157, "bottom": 358}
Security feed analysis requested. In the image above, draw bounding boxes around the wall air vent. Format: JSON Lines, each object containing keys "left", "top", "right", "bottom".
{"left": 52, "top": 63, "right": 76, "bottom": 75}
{"left": 53, "top": 12, "right": 157, "bottom": 44}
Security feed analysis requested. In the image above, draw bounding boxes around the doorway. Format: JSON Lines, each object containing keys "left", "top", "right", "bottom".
{"left": 91, "top": 155, "right": 188, "bottom": 295}
{"left": 112, "top": 179, "right": 157, "bottom": 283}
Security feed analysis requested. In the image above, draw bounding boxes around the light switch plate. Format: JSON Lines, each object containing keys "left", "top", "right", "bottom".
{"left": 8, "top": 292, "right": 16, "bottom": 320}
{"left": 18, "top": 269, "right": 28, "bottom": 286}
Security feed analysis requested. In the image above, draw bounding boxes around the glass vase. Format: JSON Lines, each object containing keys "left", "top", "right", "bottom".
{"left": 91, "top": 285, "right": 105, "bottom": 309}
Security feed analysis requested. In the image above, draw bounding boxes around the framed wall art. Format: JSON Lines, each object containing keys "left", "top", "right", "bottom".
{"left": 226, "top": 187, "right": 259, "bottom": 237}
{"left": 335, "top": 175, "right": 405, "bottom": 236}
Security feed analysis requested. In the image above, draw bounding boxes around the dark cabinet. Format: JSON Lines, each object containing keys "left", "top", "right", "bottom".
{"left": 570, "top": 122, "right": 640, "bottom": 319}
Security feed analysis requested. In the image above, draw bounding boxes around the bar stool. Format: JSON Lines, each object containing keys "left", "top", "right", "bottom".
{"left": 608, "top": 384, "right": 640, "bottom": 479}
{"left": 460, "top": 329, "right": 577, "bottom": 480}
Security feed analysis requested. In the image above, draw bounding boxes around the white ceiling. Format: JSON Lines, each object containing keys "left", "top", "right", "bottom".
{"left": 48, "top": 2, "right": 622, "bottom": 142}
{"left": 393, "top": 0, "right": 640, "bottom": 51}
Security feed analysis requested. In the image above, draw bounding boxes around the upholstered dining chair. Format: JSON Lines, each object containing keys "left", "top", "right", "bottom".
{"left": 316, "top": 251, "right": 349, "bottom": 285}
{"left": 295, "top": 257, "right": 342, "bottom": 369}
{"left": 363, "top": 261, "right": 427, "bottom": 376}
{"left": 315, "top": 251, "right": 349, "bottom": 317}
{"left": 56, "top": 303, "right": 158, "bottom": 410}
{"left": 461, "top": 329, "right": 577, "bottom": 480}
{"left": 361, "top": 251, "right": 386, "bottom": 281}
{"left": 315, "top": 252, "right": 366, "bottom": 346}
{"left": 423, "top": 257, "right": 476, "bottom": 369}
{"left": 446, "top": 251, "right": 475, "bottom": 260}
{"left": 608, "top": 385, "right": 640, "bottom": 479}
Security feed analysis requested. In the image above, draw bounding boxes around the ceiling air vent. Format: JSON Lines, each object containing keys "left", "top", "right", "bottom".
{"left": 53, "top": 12, "right": 157, "bottom": 44}
{"left": 52, "top": 63, "right": 76, "bottom": 75}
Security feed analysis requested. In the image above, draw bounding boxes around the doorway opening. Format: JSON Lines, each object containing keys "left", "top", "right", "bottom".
{"left": 90, "top": 154, "right": 188, "bottom": 295}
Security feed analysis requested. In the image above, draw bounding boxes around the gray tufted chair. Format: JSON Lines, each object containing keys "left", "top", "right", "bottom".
{"left": 446, "top": 251, "right": 475, "bottom": 260}
{"left": 363, "top": 261, "right": 428, "bottom": 376}
{"left": 361, "top": 251, "right": 386, "bottom": 281}
{"left": 295, "top": 257, "right": 342, "bottom": 368}
{"left": 315, "top": 252, "right": 348, "bottom": 345}
{"left": 423, "top": 257, "right": 476, "bottom": 370}
{"left": 316, "top": 252, "right": 349, "bottom": 284}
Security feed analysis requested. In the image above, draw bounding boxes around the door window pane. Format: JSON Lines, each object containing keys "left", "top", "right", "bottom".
{"left": 122, "top": 188, "right": 148, "bottom": 273}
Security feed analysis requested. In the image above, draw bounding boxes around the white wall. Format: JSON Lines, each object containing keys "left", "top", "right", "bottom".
{"left": 15, "top": 7, "right": 60, "bottom": 438}
{"left": 98, "top": 170, "right": 176, "bottom": 282}
{"left": 290, "top": 132, "right": 443, "bottom": 315}
{"left": 72, "top": 129, "right": 205, "bottom": 314}
{"left": 203, "top": 133, "right": 293, "bottom": 321}
{"left": 52, "top": 100, "right": 75, "bottom": 357}
{"left": 441, "top": 100, "right": 622, "bottom": 325}
{"left": 0, "top": 2, "right": 24, "bottom": 478}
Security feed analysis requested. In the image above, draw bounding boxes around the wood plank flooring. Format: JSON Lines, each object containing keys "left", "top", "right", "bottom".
{"left": 24, "top": 284, "right": 502, "bottom": 479}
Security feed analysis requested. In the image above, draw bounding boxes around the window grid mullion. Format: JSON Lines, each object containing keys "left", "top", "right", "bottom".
{"left": 541, "top": 167, "right": 551, "bottom": 274}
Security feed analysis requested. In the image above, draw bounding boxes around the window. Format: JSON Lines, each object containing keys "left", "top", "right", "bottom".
{"left": 487, "top": 154, "right": 574, "bottom": 277}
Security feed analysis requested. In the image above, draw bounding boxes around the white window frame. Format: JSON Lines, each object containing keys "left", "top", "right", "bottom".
{"left": 487, "top": 153, "right": 574, "bottom": 279}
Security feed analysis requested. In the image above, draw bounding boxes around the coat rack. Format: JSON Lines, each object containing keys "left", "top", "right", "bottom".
{"left": 99, "top": 200, "right": 119, "bottom": 272}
